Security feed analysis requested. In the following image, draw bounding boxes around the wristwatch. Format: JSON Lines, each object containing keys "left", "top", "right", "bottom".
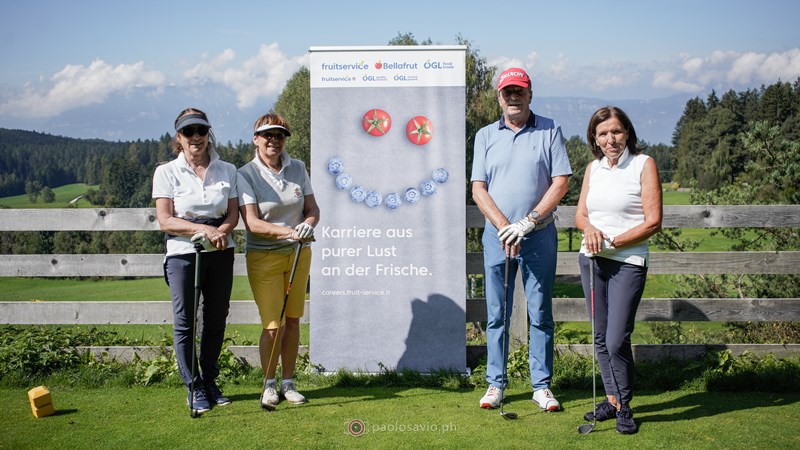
{"left": 526, "top": 210, "right": 541, "bottom": 224}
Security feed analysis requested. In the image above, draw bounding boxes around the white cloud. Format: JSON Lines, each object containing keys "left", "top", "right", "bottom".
{"left": 549, "top": 54, "right": 569, "bottom": 78}
{"left": 652, "top": 71, "right": 704, "bottom": 93}
{"left": 0, "top": 43, "right": 307, "bottom": 119}
{"left": 488, "top": 56, "right": 524, "bottom": 71}
{"left": 183, "top": 43, "right": 307, "bottom": 109}
{"left": 681, "top": 57, "right": 704, "bottom": 76}
{"left": 526, "top": 51, "right": 539, "bottom": 69}
{"left": 656, "top": 49, "right": 800, "bottom": 93}
{"left": 729, "top": 49, "right": 800, "bottom": 84}
{"left": 0, "top": 59, "right": 164, "bottom": 118}
{"left": 592, "top": 74, "right": 626, "bottom": 90}
{"left": 490, "top": 48, "right": 800, "bottom": 98}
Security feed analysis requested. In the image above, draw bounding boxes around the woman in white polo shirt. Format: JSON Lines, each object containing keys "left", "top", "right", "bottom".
{"left": 575, "top": 106, "right": 663, "bottom": 434}
{"left": 152, "top": 108, "right": 239, "bottom": 415}
{"left": 237, "top": 113, "right": 319, "bottom": 409}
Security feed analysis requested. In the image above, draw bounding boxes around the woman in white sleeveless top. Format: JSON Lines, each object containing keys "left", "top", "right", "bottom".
{"left": 575, "top": 106, "right": 663, "bottom": 434}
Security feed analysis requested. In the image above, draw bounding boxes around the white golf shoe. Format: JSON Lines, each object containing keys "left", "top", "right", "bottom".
{"left": 280, "top": 381, "right": 307, "bottom": 404}
{"left": 479, "top": 386, "right": 504, "bottom": 409}
{"left": 261, "top": 379, "right": 279, "bottom": 409}
{"left": 532, "top": 388, "right": 561, "bottom": 412}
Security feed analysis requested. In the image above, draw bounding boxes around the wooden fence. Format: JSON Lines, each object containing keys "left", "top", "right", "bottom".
{"left": 2, "top": 205, "right": 799, "bottom": 367}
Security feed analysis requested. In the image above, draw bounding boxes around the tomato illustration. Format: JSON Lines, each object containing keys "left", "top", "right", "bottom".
{"left": 362, "top": 109, "right": 391, "bottom": 136}
{"left": 406, "top": 116, "right": 433, "bottom": 145}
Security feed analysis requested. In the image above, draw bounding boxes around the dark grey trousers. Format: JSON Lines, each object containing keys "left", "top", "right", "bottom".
{"left": 579, "top": 253, "right": 647, "bottom": 405}
{"left": 165, "top": 248, "right": 233, "bottom": 390}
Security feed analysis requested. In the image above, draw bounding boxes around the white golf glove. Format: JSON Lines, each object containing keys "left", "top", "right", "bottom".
{"left": 497, "top": 217, "right": 536, "bottom": 246}
{"left": 294, "top": 223, "right": 314, "bottom": 240}
{"left": 190, "top": 232, "right": 217, "bottom": 252}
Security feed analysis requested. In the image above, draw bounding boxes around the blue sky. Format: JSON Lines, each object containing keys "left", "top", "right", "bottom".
{"left": 1, "top": 0, "right": 799, "bottom": 139}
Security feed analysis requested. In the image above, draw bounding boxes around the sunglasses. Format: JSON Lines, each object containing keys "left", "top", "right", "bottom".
{"left": 179, "top": 125, "right": 210, "bottom": 138}
{"left": 256, "top": 131, "right": 286, "bottom": 140}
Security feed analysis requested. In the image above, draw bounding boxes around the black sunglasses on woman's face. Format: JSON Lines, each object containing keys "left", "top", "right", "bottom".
{"left": 179, "top": 125, "right": 210, "bottom": 138}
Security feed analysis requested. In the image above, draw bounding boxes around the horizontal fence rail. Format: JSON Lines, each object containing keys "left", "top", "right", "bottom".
{"left": 3, "top": 251, "right": 800, "bottom": 277}
{"left": 2, "top": 205, "right": 799, "bottom": 365}
{"left": 3, "top": 205, "right": 800, "bottom": 231}
{"left": 4, "top": 298, "right": 800, "bottom": 325}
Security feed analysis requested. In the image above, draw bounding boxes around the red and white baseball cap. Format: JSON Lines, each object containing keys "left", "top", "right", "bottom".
{"left": 497, "top": 67, "right": 531, "bottom": 91}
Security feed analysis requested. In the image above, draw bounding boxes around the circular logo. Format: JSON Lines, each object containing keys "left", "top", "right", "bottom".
{"left": 347, "top": 419, "right": 366, "bottom": 436}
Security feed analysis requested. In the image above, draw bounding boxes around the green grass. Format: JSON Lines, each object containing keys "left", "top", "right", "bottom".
{"left": 0, "top": 183, "right": 99, "bottom": 208}
{"left": 1, "top": 385, "right": 798, "bottom": 449}
{"left": 0, "top": 276, "right": 254, "bottom": 301}
{"left": 0, "top": 276, "right": 296, "bottom": 345}
{"left": 19, "top": 324, "right": 309, "bottom": 347}
{"left": 662, "top": 189, "right": 691, "bottom": 205}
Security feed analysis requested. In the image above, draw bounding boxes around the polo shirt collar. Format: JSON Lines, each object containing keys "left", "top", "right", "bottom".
{"left": 600, "top": 147, "right": 630, "bottom": 170}
{"left": 176, "top": 146, "right": 220, "bottom": 170}
{"left": 498, "top": 112, "right": 537, "bottom": 130}
{"left": 253, "top": 151, "right": 289, "bottom": 173}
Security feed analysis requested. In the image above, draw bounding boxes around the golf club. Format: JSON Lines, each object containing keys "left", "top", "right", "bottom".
{"left": 578, "top": 256, "right": 597, "bottom": 434}
{"left": 500, "top": 252, "right": 518, "bottom": 420}
{"left": 188, "top": 233, "right": 205, "bottom": 418}
{"left": 262, "top": 241, "right": 303, "bottom": 412}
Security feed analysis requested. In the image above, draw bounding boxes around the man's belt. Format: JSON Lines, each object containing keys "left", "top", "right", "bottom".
{"left": 533, "top": 214, "right": 556, "bottom": 231}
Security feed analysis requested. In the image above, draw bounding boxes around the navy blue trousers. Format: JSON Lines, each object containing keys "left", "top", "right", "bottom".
{"left": 579, "top": 253, "right": 647, "bottom": 405}
{"left": 164, "top": 248, "right": 233, "bottom": 390}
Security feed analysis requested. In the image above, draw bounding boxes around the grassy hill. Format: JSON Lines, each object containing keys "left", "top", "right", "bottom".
{"left": 0, "top": 183, "right": 99, "bottom": 208}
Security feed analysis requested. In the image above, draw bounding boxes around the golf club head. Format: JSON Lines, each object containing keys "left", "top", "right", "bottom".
{"left": 577, "top": 423, "right": 595, "bottom": 434}
{"left": 500, "top": 411, "right": 518, "bottom": 420}
{"left": 261, "top": 403, "right": 277, "bottom": 412}
{"left": 190, "top": 409, "right": 200, "bottom": 418}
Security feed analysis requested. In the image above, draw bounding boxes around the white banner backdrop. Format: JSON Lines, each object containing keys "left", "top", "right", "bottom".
{"left": 309, "top": 46, "right": 466, "bottom": 373}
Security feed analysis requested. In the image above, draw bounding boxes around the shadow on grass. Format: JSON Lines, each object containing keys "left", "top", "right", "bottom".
{"left": 224, "top": 368, "right": 475, "bottom": 408}
{"left": 636, "top": 391, "right": 800, "bottom": 424}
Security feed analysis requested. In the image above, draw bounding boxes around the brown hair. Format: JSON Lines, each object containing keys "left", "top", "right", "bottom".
{"left": 171, "top": 108, "right": 214, "bottom": 155}
{"left": 585, "top": 106, "right": 642, "bottom": 160}
{"left": 253, "top": 113, "right": 291, "bottom": 134}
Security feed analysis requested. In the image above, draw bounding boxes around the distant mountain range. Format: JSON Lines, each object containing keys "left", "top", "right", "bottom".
{"left": 1, "top": 84, "right": 692, "bottom": 146}
{"left": 535, "top": 94, "right": 692, "bottom": 146}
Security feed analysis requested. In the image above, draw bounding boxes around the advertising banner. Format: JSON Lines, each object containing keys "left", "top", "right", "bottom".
{"left": 309, "top": 45, "right": 466, "bottom": 373}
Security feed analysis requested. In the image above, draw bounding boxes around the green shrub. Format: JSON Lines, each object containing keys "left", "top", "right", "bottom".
{"left": 703, "top": 351, "right": 800, "bottom": 392}
{"left": 0, "top": 326, "right": 83, "bottom": 377}
{"left": 3, "top": 326, "right": 799, "bottom": 393}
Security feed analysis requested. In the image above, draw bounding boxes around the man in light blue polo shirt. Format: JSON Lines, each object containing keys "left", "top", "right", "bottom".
{"left": 472, "top": 67, "right": 572, "bottom": 412}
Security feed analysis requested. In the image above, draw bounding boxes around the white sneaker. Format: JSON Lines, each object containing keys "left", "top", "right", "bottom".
{"left": 261, "top": 380, "right": 279, "bottom": 409}
{"left": 532, "top": 388, "right": 561, "bottom": 412}
{"left": 479, "top": 386, "right": 504, "bottom": 409}
{"left": 281, "top": 382, "right": 307, "bottom": 404}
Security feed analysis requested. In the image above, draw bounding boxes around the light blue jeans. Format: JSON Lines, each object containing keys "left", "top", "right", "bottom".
{"left": 483, "top": 223, "right": 557, "bottom": 391}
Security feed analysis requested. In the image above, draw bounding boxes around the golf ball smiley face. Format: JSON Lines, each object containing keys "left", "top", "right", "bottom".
{"left": 326, "top": 108, "right": 445, "bottom": 211}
